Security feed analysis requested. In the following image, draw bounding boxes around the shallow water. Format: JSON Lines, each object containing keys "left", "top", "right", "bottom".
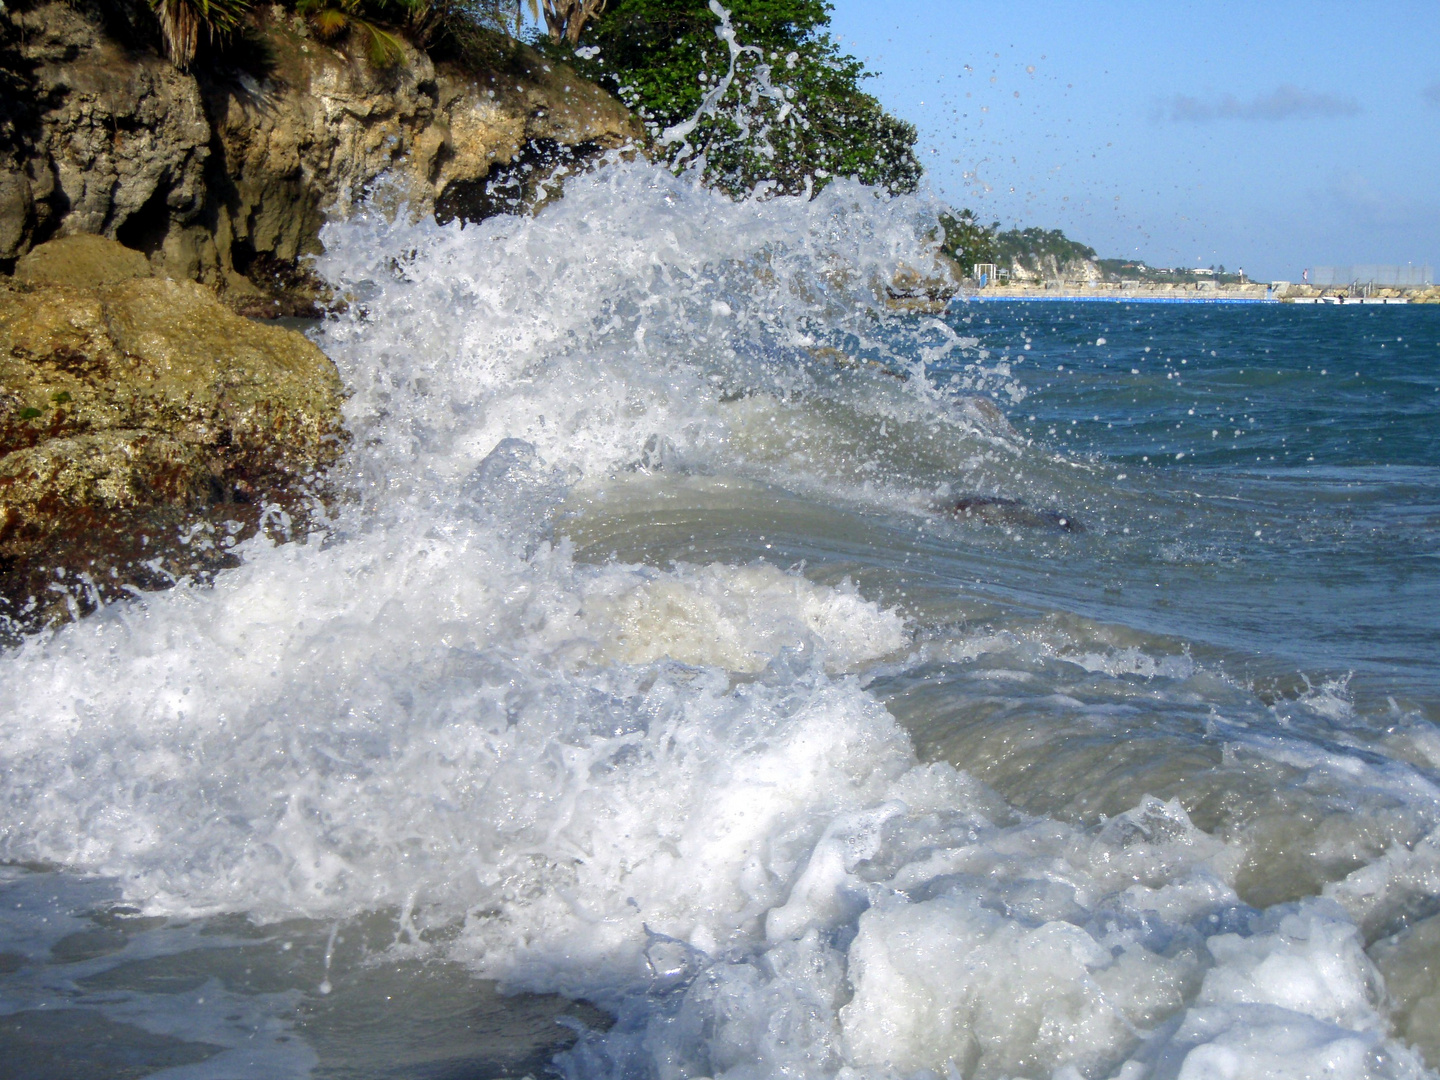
{"left": 3, "top": 163, "right": 1440, "bottom": 1079}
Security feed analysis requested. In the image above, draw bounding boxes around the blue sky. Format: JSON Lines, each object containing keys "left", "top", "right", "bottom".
{"left": 826, "top": 1, "right": 1440, "bottom": 281}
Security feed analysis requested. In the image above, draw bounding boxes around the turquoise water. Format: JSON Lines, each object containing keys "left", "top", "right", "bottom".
{"left": 3, "top": 172, "right": 1440, "bottom": 1079}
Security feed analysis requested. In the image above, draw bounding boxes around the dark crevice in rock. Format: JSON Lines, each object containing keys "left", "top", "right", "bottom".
{"left": 436, "top": 138, "right": 603, "bottom": 224}
{"left": 54, "top": 0, "right": 163, "bottom": 56}
{"left": 113, "top": 177, "right": 174, "bottom": 254}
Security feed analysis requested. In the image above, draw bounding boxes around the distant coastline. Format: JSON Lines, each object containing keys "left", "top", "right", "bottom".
{"left": 950, "top": 280, "right": 1440, "bottom": 305}
{"left": 885, "top": 277, "right": 1440, "bottom": 314}
{"left": 932, "top": 222, "right": 1438, "bottom": 308}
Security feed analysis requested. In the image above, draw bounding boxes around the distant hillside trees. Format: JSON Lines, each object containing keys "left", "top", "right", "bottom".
{"left": 993, "top": 226, "right": 1096, "bottom": 270}
{"left": 936, "top": 217, "right": 1105, "bottom": 280}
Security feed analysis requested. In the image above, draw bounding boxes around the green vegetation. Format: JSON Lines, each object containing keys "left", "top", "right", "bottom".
{"left": 937, "top": 208, "right": 998, "bottom": 271}
{"left": 1095, "top": 259, "right": 1249, "bottom": 285}
{"left": 564, "top": 0, "right": 921, "bottom": 197}
{"left": 144, "top": 0, "right": 919, "bottom": 201}
{"left": 297, "top": 0, "right": 408, "bottom": 66}
{"left": 993, "top": 226, "right": 1096, "bottom": 270}
{"left": 536, "top": 0, "right": 605, "bottom": 45}
{"left": 937, "top": 218, "right": 1117, "bottom": 281}
{"left": 151, "top": 0, "right": 252, "bottom": 68}
{"left": 149, "top": 0, "right": 529, "bottom": 69}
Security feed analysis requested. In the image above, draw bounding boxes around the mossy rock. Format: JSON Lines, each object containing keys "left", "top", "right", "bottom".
{"left": 14, "top": 234, "right": 154, "bottom": 291}
{"left": 1, "top": 252, "right": 348, "bottom": 630}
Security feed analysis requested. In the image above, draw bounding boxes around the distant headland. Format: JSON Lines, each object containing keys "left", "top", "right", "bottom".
{"left": 931, "top": 213, "right": 1439, "bottom": 305}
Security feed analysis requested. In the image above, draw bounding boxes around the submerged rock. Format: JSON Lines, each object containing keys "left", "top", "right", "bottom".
{"left": 941, "top": 495, "right": 1083, "bottom": 533}
{"left": 1, "top": 237, "right": 347, "bottom": 629}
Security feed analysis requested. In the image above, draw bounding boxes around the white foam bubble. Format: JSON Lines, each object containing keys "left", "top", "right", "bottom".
{"left": 581, "top": 562, "right": 907, "bottom": 673}
{"left": 842, "top": 890, "right": 1194, "bottom": 1079}
{"left": 1145, "top": 901, "right": 1427, "bottom": 1080}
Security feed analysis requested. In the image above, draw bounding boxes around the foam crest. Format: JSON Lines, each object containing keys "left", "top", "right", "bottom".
{"left": 311, "top": 159, "right": 1028, "bottom": 519}
{"left": 0, "top": 518, "right": 914, "bottom": 935}
{"left": 843, "top": 890, "right": 1195, "bottom": 1079}
{"left": 1144, "top": 902, "right": 1427, "bottom": 1080}
{"left": 559, "top": 785, "right": 1439, "bottom": 1080}
{"left": 581, "top": 562, "right": 907, "bottom": 673}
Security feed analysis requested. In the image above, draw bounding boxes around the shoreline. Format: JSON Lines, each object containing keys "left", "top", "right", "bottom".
{"left": 888, "top": 280, "right": 1440, "bottom": 314}
{"left": 955, "top": 293, "right": 1279, "bottom": 305}
{"left": 952, "top": 281, "right": 1438, "bottom": 304}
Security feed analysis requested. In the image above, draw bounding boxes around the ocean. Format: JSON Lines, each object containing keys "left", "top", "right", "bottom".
{"left": 2, "top": 161, "right": 1439, "bottom": 1080}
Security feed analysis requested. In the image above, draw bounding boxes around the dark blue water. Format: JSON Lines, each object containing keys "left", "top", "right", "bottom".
{"left": 969, "top": 303, "right": 1440, "bottom": 467}
{"left": 926, "top": 303, "right": 1440, "bottom": 712}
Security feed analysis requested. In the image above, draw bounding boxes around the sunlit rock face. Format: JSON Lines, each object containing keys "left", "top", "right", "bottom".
{"left": 0, "top": 1, "right": 637, "bottom": 306}
{"left": 1, "top": 236, "right": 347, "bottom": 629}
{"left": 0, "top": 0, "right": 211, "bottom": 269}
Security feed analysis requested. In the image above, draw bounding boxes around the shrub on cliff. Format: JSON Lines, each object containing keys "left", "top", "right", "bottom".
{"left": 562, "top": 0, "right": 921, "bottom": 199}
{"left": 151, "top": 0, "right": 252, "bottom": 68}
{"left": 938, "top": 208, "right": 998, "bottom": 272}
{"left": 298, "top": 0, "right": 530, "bottom": 66}
{"left": 534, "top": 0, "right": 606, "bottom": 46}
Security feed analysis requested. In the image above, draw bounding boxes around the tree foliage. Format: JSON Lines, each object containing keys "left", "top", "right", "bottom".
{"left": 151, "top": 0, "right": 252, "bottom": 68}
{"left": 565, "top": 0, "right": 921, "bottom": 198}
{"left": 537, "top": 0, "right": 606, "bottom": 45}
{"left": 297, "top": 0, "right": 410, "bottom": 66}
{"left": 993, "top": 226, "right": 1096, "bottom": 269}
{"left": 937, "top": 208, "right": 998, "bottom": 271}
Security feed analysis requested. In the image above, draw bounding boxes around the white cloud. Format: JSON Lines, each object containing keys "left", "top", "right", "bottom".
{"left": 1163, "top": 83, "right": 1361, "bottom": 122}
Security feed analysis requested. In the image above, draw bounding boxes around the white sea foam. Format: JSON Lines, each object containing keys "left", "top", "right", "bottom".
{"left": 2, "top": 161, "right": 1438, "bottom": 1079}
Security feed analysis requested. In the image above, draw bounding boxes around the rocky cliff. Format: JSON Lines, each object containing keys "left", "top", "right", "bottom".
{"left": 1002, "top": 254, "right": 1102, "bottom": 286}
{"left": 1, "top": 0, "right": 637, "bottom": 309}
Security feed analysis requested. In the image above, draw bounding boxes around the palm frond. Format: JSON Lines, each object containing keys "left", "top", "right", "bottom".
{"left": 356, "top": 19, "right": 406, "bottom": 66}
{"left": 310, "top": 7, "right": 350, "bottom": 40}
{"left": 150, "top": 0, "right": 252, "bottom": 68}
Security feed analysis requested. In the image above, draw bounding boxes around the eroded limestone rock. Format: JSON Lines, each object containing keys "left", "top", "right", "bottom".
{"left": 1, "top": 1, "right": 637, "bottom": 309}
{"left": 0, "top": 0, "right": 213, "bottom": 272}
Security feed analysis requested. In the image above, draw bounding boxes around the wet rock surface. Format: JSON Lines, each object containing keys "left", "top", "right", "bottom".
{"left": 14, "top": 232, "right": 155, "bottom": 290}
{"left": 1, "top": 237, "right": 346, "bottom": 632}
